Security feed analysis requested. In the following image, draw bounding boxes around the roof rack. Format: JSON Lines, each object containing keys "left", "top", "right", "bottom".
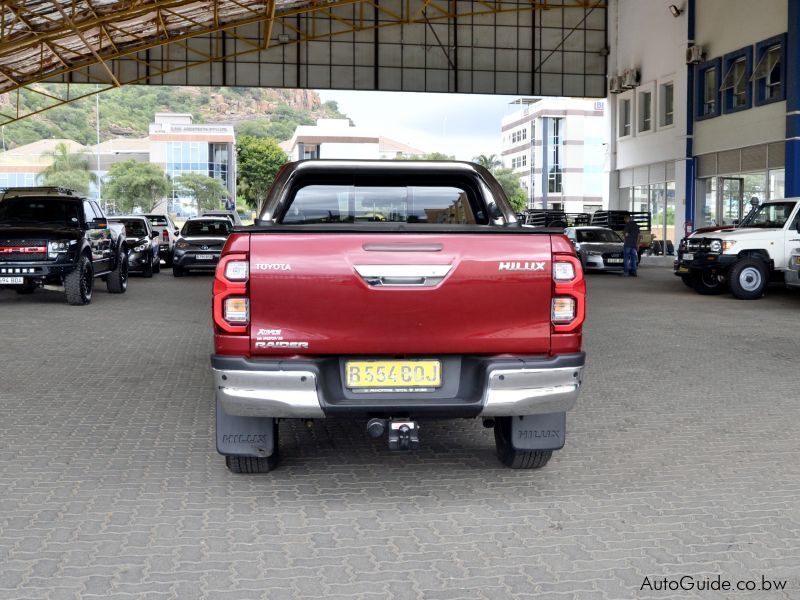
{"left": 0, "top": 186, "right": 80, "bottom": 198}
{"left": 590, "top": 210, "right": 651, "bottom": 231}
{"left": 520, "top": 209, "right": 568, "bottom": 228}
{"left": 565, "top": 212, "right": 592, "bottom": 227}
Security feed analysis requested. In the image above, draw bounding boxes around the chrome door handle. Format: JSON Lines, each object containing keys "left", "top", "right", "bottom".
{"left": 354, "top": 264, "right": 453, "bottom": 287}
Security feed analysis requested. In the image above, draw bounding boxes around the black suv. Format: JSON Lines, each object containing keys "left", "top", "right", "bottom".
{"left": 0, "top": 187, "right": 128, "bottom": 305}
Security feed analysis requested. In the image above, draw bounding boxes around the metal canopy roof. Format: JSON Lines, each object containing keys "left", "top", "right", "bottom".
{"left": 0, "top": 1, "right": 607, "bottom": 125}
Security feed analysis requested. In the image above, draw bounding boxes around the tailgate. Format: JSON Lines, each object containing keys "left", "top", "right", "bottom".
{"left": 248, "top": 233, "right": 553, "bottom": 355}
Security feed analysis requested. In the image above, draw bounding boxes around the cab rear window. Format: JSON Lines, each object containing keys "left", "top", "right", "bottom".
{"left": 115, "top": 219, "right": 148, "bottom": 238}
{"left": 281, "top": 185, "right": 485, "bottom": 225}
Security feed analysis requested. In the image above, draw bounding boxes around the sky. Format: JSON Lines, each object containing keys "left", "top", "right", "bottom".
{"left": 317, "top": 90, "right": 525, "bottom": 161}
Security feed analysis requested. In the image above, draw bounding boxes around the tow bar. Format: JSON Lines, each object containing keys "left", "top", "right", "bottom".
{"left": 366, "top": 418, "right": 420, "bottom": 451}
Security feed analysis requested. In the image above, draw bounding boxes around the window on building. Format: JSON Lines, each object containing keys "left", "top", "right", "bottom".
{"left": 752, "top": 36, "right": 786, "bottom": 105}
{"left": 511, "top": 155, "right": 527, "bottom": 169}
{"left": 696, "top": 58, "right": 722, "bottom": 120}
{"left": 703, "top": 68, "right": 717, "bottom": 114}
{"left": 618, "top": 98, "right": 631, "bottom": 137}
{"left": 638, "top": 91, "right": 652, "bottom": 132}
{"left": 660, "top": 82, "right": 674, "bottom": 127}
{"left": 548, "top": 117, "right": 563, "bottom": 194}
{"left": 732, "top": 58, "right": 748, "bottom": 107}
{"left": 721, "top": 49, "right": 752, "bottom": 112}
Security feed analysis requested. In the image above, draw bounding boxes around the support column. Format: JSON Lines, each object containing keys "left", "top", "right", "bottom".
{"left": 684, "top": 0, "right": 696, "bottom": 228}
{"left": 786, "top": 0, "right": 800, "bottom": 196}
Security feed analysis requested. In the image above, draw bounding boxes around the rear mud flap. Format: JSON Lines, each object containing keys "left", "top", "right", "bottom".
{"left": 510, "top": 412, "right": 566, "bottom": 451}
{"left": 216, "top": 398, "right": 276, "bottom": 458}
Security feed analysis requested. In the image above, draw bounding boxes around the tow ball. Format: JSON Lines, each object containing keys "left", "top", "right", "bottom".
{"left": 366, "top": 418, "right": 420, "bottom": 451}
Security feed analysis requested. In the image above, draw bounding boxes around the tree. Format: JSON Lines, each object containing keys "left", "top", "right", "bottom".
{"left": 38, "top": 142, "right": 98, "bottom": 195}
{"left": 493, "top": 168, "right": 528, "bottom": 213}
{"left": 236, "top": 135, "right": 288, "bottom": 209}
{"left": 473, "top": 154, "right": 502, "bottom": 171}
{"left": 173, "top": 172, "right": 229, "bottom": 212}
{"left": 104, "top": 161, "right": 171, "bottom": 213}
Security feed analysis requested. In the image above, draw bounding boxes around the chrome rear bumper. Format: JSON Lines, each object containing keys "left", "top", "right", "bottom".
{"left": 212, "top": 353, "right": 584, "bottom": 419}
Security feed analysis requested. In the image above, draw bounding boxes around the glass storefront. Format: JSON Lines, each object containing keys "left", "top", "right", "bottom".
{"left": 619, "top": 181, "right": 677, "bottom": 253}
{"left": 696, "top": 168, "right": 785, "bottom": 228}
{"left": 769, "top": 169, "right": 785, "bottom": 199}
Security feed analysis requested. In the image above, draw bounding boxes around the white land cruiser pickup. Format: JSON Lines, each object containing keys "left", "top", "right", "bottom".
{"left": 675, "top": 199, "right": 800, "bottom": 299}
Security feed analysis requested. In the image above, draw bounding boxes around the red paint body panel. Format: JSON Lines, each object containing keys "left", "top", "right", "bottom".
{"left": 244, "top": 233, "right": 556, "bottom": 356}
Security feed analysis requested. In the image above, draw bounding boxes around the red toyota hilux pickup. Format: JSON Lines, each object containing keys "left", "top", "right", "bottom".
{"left": 211, "top": 160, "right": 586, "bottom": 473}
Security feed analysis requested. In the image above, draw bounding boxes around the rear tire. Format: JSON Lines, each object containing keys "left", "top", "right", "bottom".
{"left": 152, "top": 255, "right": 161, "bottom": 274}
{"left": 106, "top": 251, "right": 128, "bottom": 293}
{"left": 691, "top": 269, "right": 725, "bottom": 295}
{"left": 65, "top": 255, "right": 93, "bottom": 306}
{"left": 493, "top": 417, "right": 553, "bottom": 469}
{"left": 225, "top": 455, "right": 280, "bottom": 473}
{"left": 172, "top": 266, "right": 184, "bottom": 277}
{"left": 680, "top": 274, "right": 693, "bottom": 288}
{"left": 142, "top": 255, "right": 154, "bottom": 278}
{"left": 729, "top": 258, "right": 768, "bottom": 300}
{"left": 163, "top": 252, "right": 173, "bottom": 268}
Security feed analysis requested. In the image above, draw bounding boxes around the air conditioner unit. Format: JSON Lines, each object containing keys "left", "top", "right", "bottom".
{"left": 608, "top": 76, "right": 623, "bottom": 94}
{"left": 686, "top": 45, "right": 705, "bottom": 64}
{"left": 621, "top": 69, "right": 640, "bottom": 88}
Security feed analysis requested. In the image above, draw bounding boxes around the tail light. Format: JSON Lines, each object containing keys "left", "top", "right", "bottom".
{"left": 162, "top": 229, "right": 169, "bottom": 242}
{"left": 551, "top": 254, "right": 585, "bottom": 332}
{"left": 223, "top": 297, "right": 249, "bottom": 323}
{"left": 213, "top": 253, "right": 249, "bottom": 333}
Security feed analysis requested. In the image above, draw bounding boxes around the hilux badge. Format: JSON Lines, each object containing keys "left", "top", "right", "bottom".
{"left": 498, "top": 261, "right": 546, "bottom": 272}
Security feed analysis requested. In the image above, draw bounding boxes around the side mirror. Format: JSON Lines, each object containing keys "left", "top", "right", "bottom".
{"left": 174, "top": 229, "right": 180, "bottom": 236}
{"left": 151, "top": 232, "right": 159, "bottom": 239}
{"left": 89, "top": 219, "right": 107, "bottom": 229}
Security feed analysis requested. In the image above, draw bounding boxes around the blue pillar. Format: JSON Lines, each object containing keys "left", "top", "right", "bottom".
{"left": 787, "top": 0, "right": 800, "bottom": 196}
{"left": 684, "top": 0, "right": 696, "bottom": 227}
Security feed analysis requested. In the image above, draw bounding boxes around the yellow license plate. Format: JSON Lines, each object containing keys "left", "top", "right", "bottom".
{"left": 345, "top": 360, "right": 442, "bottom": 389}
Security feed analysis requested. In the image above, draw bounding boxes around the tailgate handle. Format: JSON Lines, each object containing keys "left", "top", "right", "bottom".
{"left": 362, "top": 242, "right": 443, "bottom": 252}
{"left": 354, "top": 264, "right": 452, "bottom": 287}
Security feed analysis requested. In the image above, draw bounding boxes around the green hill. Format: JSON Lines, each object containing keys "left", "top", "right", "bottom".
{"left": 0, "top": 85, "right": 346, "bottom": 148}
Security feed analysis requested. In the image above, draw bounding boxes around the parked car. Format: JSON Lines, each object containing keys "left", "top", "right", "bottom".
{"left": 143, "top": 213, "right": 179, "bottom": 267}
{"left": 172, "top": 217, "right": 232, "bottom": 277}
{"left": 564, "top": 226, "right": 625, "bottom": 271}
{"left": 675, "top": 199, "right": 800, "bottom": 299}
{"left": 110, "top": 216, "right": 160, "bottom": 277}
{"left": 0, "top": 186, "right": 128, "bottom": 305}
{"left": 202, "top": 210, "right": 243, "bottom": 226}
{"left": 210, "top": 160, "right": 587, "bottom": 473}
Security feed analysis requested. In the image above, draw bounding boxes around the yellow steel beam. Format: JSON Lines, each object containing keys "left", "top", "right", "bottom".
{"left": 47, "top": 0, "right": 121, "bottom": 86}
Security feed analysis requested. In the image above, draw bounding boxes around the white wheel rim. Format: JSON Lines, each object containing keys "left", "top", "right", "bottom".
{"left": 739, "top": 267, "right": 762, "bottom": 292}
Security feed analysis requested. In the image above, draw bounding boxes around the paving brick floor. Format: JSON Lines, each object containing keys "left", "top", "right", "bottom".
{"left": 1, "top": 264, "right": 798, "bottom": 599}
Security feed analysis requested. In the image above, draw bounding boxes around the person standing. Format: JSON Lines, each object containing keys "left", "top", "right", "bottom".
{"left": 622, "top": 214, "right": 640, "bottom": 277}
